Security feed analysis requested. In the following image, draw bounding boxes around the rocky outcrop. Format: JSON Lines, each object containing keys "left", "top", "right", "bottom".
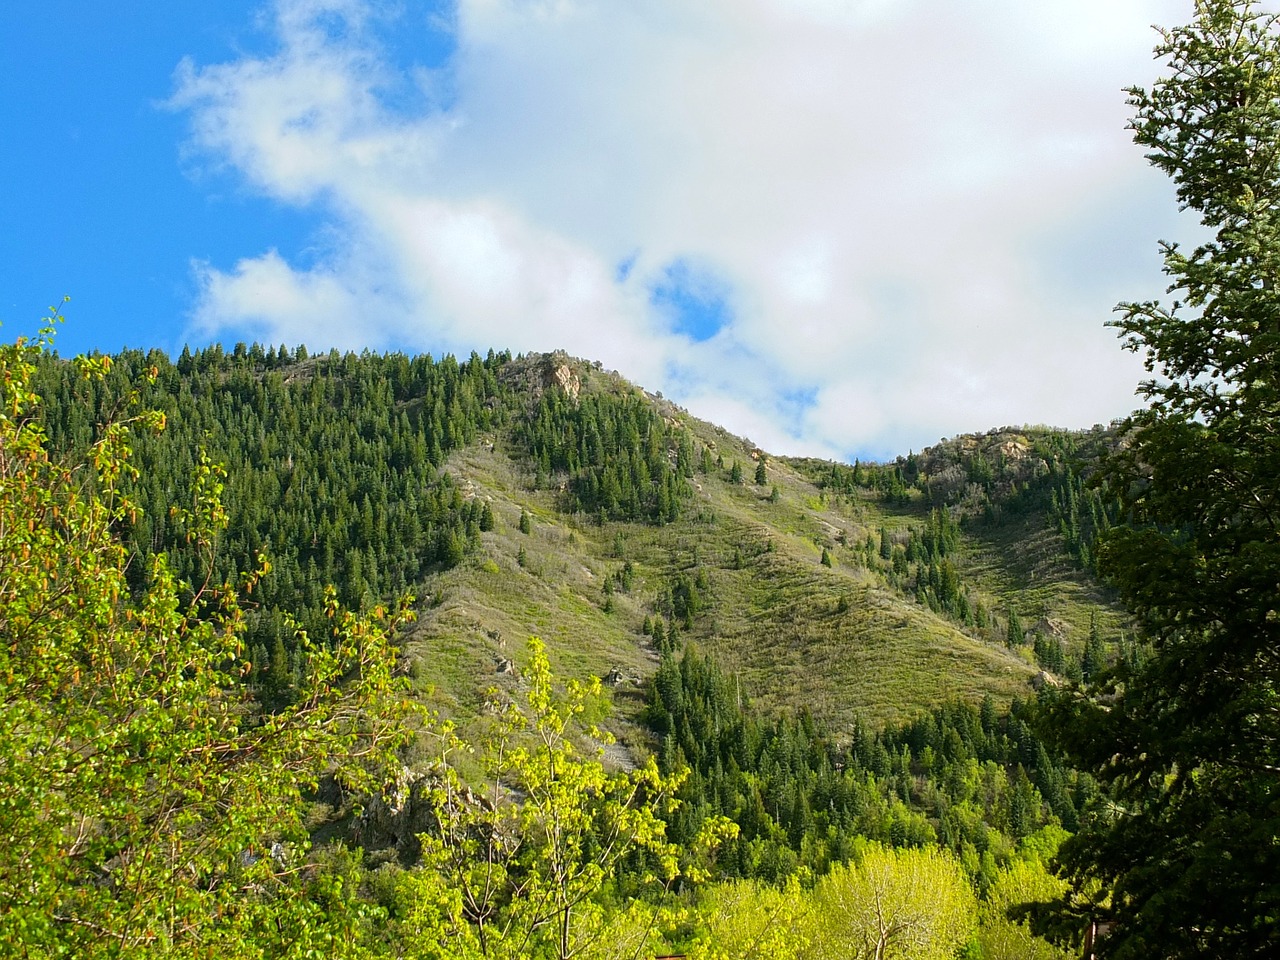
{"left": 602, "top": 666, "right": 640, "bottom": 687}
{"left": 354, "top": 765, "right": 504, "bottom": 863}
{"left": 1030, "top": 670, "right": 1062, "bottom": 691}
{"left": 495, "top": 350, "right": 585, "bottom": 404}
{"left": 549, "top": 360, "right": 580, "bottom": 401}
{"left": 352, "top": 766, "right": 441, "bottom": 860}
{"left": 1030, "top": 617, "right": 1069, "bottom": 638}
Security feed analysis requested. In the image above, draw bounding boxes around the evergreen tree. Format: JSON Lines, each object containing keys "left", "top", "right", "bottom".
{"left": 1006, "top": 607, "right": 1025, "bottom": 647}
{"left": 1081, "top": 611, "right": 1106, "bottom": 681}
{"left": 1043, "top": 4, "right": 1280, "bottom": 954}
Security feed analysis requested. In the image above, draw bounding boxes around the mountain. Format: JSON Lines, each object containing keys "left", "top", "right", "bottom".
{"left": 32, "top": 343, "right": 1127, "bottom": 740}
{"left": 15, "top": 339, "right": 1125, "bottom": 955}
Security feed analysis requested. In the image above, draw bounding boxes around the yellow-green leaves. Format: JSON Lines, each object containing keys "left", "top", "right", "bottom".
{"left": 806, "top": 844, "right": 976, "bottom": 960}
{"left": 409, "top": 637, "right": 696, "bottom": 960}
{"left": 0, "top": 334, "right": 416, "bottom": 958}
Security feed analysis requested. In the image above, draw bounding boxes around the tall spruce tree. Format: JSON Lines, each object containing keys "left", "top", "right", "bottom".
{"left": 1042, "top": 3, "right": 1280, "bottom": 956}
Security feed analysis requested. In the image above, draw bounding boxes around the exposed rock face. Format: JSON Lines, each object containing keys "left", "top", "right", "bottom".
{"left": 353, "top": 766, "right": 441, "bottom": 860}
{"left": 550, "top": 361, "right": 580, "bottom": 401}
{"left": 354, "top": 765, "right": 502, "bottom": 863}
{"left": 1031, "top": 670, "right": 1063, "bottom": 691}
{"left": 494, "top": 351, "right": 584, "bottom": 403}
{"left": 999, "top": 439, "right": 1029, "bottom": 461}
{"left": 1031, "top": 617, "right": 1069, "bottom": 638}
{"left": 603, "top": 666, "right": 640, "bottom": 687}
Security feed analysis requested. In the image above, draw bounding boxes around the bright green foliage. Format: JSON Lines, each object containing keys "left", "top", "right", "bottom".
{"left": 690, "top": 877, "right": 813, "bottom": 960}
{"left": 689, "top": 848, "right": 1064, "bottom": 960}
{"left": 406, "top": 638, "right": 719, "bottom": 960}
{"left": 807, "top": 844, "right": 975, "bottom": 960}
{"left": 646, "top": 648, "right": 1087, "bottom": 886}
{"left": 0, "top": 330, "right": 415, "bottom": 957}
{"left": 977, "top": 856, "right": 1073, "bottom": 960}
{"left": 1040, "top": 3, "right": 1280, "bottom": 955}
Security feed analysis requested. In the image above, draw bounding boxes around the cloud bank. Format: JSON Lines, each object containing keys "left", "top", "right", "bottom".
{"left": 172, "top": 0, "right": 1192, "bottom": 459}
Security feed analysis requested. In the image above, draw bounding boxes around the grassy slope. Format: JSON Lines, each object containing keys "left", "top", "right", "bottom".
{"left": 397, "top": 365, "right": 1134, "bottom": 743}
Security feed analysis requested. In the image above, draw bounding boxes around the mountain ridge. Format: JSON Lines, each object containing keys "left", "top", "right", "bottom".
{"left": 32, "top": 343, "right": 1124, "bottom": 740}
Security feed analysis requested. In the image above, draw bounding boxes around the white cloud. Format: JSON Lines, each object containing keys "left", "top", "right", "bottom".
{"left": 173, "top": 0, "right": 1192, "bottom": 459}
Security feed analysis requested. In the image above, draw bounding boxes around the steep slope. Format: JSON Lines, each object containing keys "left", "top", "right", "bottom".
{"left": 405, "top": 361, "right": 1071, "bottom": 734}
{"left": 32, "top": 345, "right": 1122, "bottom": 743}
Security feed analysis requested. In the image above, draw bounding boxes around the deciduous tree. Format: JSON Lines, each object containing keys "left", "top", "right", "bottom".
{"left": 0, "top": 326, "right": 414, "bottom": 957}
{"left": 806, "top": 844, "right": 975, "bottom": 960}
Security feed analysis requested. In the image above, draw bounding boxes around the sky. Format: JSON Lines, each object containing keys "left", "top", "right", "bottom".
{"left": 0, "top": 0, "right": 1199, "bottom": 461}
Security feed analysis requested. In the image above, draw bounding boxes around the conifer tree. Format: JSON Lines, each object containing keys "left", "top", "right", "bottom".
{"left": 1042, "top": 4, "right": 1280, "bottom": 954}
{"left": 1005, "top": 607, "right": 1025, "bottom": 647}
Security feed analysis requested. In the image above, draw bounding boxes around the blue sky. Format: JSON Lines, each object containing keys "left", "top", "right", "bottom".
{"left": 1, "top": 0, "right": 1196, "bottom": 460}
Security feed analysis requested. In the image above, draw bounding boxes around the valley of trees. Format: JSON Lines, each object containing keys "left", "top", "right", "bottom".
{"left": 3, "top": 0, "right": 1278, "bottom": 956}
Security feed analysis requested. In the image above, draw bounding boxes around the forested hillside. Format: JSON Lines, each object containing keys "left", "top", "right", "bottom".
{"left": 4, "top": 332, "right": 1132, "bottom": 957}
{"left": 30, "top": 343, "right": 1124, "bottom": 727}
{"left": 7, "top": 1, "right": 1278, "bottom": 956}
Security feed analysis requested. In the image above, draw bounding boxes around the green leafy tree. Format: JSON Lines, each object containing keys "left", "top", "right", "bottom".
{"left": 412, "top": 638, "right": 723, "bottom": 960}
{"left": 806, "top": 844, "right": 975, "bottom": 960}
{"left": 0, "top": 329, "right": 415, "bottom": 957}
{"left": 691, "top": 877, "right": 812, "bottom": 960}
{"left": 1041, "top": 3, "right": 1280, "bottom": 956}
{"left": 977, "top": 858, "right": 1072, "bottom": 960}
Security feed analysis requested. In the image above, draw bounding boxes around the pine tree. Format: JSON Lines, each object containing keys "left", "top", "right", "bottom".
{"left": 1006, "top": 608, "right": 1024, "bottom": 647}
{"left": 1042, "top": 4, "right": 1280, "bottom": 954}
